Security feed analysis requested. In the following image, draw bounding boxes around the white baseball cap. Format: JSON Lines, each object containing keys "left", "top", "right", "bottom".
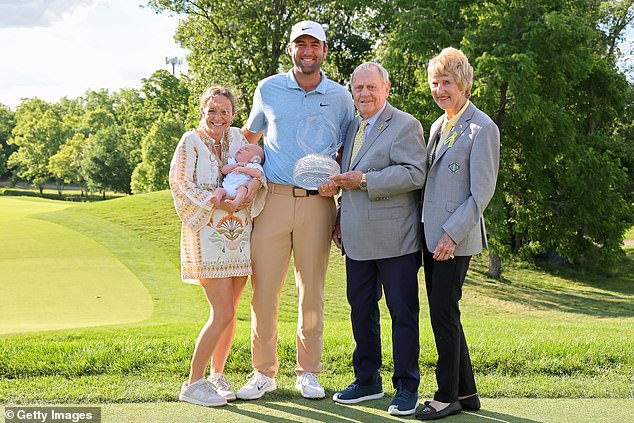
{"left": 289, "top": 20, "right": 327, "bottom": 43}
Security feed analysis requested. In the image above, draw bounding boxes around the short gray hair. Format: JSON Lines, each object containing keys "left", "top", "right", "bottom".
{"left": 351, "top": 62, "right": 390, "bottom": 84}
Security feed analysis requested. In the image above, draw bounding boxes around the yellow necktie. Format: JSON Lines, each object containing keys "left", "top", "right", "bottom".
{"left": 350, "top": 120, "right": 368, "bottom": 164}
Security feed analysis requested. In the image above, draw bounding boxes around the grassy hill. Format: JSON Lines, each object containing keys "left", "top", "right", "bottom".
{"left": 0, "top": 197, "right": 152, "bottom": 334}
{"left": 1, "top": 191, "right": 633, "bottom": 405}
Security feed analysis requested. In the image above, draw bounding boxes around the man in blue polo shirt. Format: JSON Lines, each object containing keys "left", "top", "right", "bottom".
{"left": 238, "top": 20, "right": 354, "bottom": 400}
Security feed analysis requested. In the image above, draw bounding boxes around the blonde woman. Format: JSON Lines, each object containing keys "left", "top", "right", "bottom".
{"left": 417, "top": 48, "right": 500, "bottom": 420}
{"left": 169, "top": 85, "right": 265, "bottom": 407}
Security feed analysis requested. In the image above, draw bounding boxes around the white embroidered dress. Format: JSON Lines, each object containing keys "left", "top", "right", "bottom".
{"left": 169, "top": 127, "right": 266, "bottom": 283}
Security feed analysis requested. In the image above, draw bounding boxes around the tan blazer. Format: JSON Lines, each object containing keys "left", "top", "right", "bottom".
{"left": 422, "top": 102, "right": 500, "bottom": 256}
{"left": 339, "top": 102, "right": 427, "bottom": 261}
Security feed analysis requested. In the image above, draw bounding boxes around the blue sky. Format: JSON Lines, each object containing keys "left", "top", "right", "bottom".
{"left": 0, "top": 0, "right": 188, "bottom": 110}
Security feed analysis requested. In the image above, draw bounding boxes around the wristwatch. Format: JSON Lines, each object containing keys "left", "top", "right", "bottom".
{"left": 359, "top": 173, "right": 367, "bottom": 191}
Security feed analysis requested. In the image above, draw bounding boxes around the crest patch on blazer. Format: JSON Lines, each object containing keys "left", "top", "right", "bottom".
{"left": 448, "top": 162, "right": 460, "bottom": 173}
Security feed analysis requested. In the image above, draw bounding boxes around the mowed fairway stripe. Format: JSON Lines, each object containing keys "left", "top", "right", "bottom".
{"left": 0, "top": 197, "right": 152, "bottom": 334}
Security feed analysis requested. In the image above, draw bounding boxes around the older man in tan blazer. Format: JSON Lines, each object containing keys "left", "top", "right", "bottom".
{"left": 326, "top": 62, "right": 427, "bottom": 417}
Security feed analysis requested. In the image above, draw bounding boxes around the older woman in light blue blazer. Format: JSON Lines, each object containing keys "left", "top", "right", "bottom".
{"left": 416, "top": 48, "right": 500, "bottom": 421}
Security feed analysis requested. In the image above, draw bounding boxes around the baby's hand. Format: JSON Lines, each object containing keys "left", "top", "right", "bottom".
{"left": 222, "top": 163, "right": 239, "bottom": 175}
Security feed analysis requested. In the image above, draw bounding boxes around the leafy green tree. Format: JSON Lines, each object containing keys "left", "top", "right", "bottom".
{"left": 131, "top": 114, "right": 184, "bottom": 193}
{"left": 141, "top": 70, "right": 190, "bottom": 122}
{"left": 0, "top": 103, "right": 16, "bottom": 178}
{"left": 378, "top": 0, "right": 633, "bottom": 275}
{"left": 82, "top": 108, "right": 116, "bottom": 132}
{"left": 148, "top": 0, "right": 298, "bottom": 120}
{"left": 597, "top": 0, "right": 634, "bottom": 58}
{"left": 377, "top": 0, "right": 476, "bottom": 117}
{"left": 462, "top": 0, "right": 633, "bottom": 273}
{"left": 0, "top": 144, "right": 4, "bottom": 178}
{"left": 81, "top": 126, "right": 133, "bottom": 197}
{"left": 83, "top": 89, "right": 116, "bottom": 115}
{"left": 613, "top": 84, "right": 634, "bottom": 207}
{"left": 55, "top": 97, "right": 86, "bottom": 136}
{"left": 147, "top": 0, "right": 377, "bottom": 122}
{"left": 7, "top": 98, "right": 68, "bottom": 193}
{"left": 80, "top": 88, "right": 147, "bottom": 194}
{"left": 296, "top": 0, "right": 383, "bottom": 84}
{"left": 48, "top": 133, "right": 88, "bottom": 194}
{"left": 113, "top": 88, "right": 150, "bottom": 173}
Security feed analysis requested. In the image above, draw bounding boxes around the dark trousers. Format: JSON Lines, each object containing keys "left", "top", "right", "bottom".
{"left": 346, "top": 251, "right": 421, "bottom": 392}
{"left": 422, "top": 242, "right": 477, "bottom": 403}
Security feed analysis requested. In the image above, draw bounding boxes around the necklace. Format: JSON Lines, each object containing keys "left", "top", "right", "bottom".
{"left": 197, "top": 128, "right": 231, "bottom": 188}
{"left": 198, "top": 128, "right": 230, "bottom": 166}
{"left": 198, "top": 130, "right": 222, "bottom": 147}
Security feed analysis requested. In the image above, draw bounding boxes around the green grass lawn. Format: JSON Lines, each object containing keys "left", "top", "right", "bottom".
{"left": 625, "top": 225, "right": 634, "bottom": 240}
{"left": 0, "top": 197, "right": 152, "bottom": 334}
{"left": 1, "top": 191, "right": 633, "bottom": 421}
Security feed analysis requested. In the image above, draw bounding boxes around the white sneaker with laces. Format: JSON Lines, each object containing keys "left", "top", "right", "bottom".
{"left": 295, "top": 372, "right": 325, "bottom": 399}
{"left": 208, "top": 372, "right": 236, "bottom": 401}
{"left": 236, "top": 371, "right": 276, "bottom": 400}
{"left": 179, "top": 378, "right": 227, "bottom": 407}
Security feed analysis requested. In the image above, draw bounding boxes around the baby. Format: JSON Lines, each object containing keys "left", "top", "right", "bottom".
{"left": 211, "top": 144, "right": 265, "bottom": 208}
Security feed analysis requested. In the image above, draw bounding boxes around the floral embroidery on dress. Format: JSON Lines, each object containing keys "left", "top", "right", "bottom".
{"left": 209, "top": 212, "right": 249, "bottom": 253}
{"left": 168, "top": 127, "right": 267, "bottom": 284}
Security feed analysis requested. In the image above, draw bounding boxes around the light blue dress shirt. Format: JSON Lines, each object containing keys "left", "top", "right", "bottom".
{"left": 361, "top": 102, "right": 388, "bottom": 138}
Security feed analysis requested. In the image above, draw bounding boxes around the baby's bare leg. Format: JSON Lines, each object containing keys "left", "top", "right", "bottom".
{"left": 226, "top": 185, "right": 247, "bottom": 208}
{"left": 210, "top": 188, "right": 227, "bottom": 206}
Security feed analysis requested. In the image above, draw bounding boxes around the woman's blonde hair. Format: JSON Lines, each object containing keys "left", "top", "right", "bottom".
{"left": 199, "top": 85, "right": 237, "bottom": 113}
{"left": 427, "top": 47, "right": 473, "bottom": 98}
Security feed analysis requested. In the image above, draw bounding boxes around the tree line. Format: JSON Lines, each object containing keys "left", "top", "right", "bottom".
{"left": 0, "top": 71, "right": 191, "bottom": 197}
{"left": 1, "top": 0, "right": 633, "bottom": 275}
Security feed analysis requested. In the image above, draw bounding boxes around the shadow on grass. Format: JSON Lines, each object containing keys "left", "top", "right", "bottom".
{"left": 467, "top": 249, "right": 634, "bottom": 318}
{"left": 222, "top": 394, "right": 541, "bottom": 422}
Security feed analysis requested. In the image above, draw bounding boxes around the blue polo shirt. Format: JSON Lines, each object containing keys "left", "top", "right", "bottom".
{"left": 245, "top": 69, "right": 355, "bottom": 185}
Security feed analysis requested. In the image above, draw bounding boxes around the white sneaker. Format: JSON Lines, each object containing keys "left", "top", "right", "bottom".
{"left": 179, "top": 378, "right": 227, "bottom": 407}
{"left": 208, "top": 372, "right": 237, "bottom": 401}
{"left": 295, "top": 372, "right": 325, "bottom": 399}
{"left": 236, "top": 371, "right": 276, "bottom": 400}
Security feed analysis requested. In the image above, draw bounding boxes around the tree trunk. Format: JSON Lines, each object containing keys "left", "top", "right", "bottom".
{"left": 486, "top": 202, "right": 503, "bottom": 278}
{"left": 488, "top": 253, "right": 502, "bottom": 279}
{"left": 495, "top": 81, "right": 509, "bottom": 127}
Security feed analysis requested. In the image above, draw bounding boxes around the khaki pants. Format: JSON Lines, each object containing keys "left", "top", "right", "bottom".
{"left": 250, "top": 183, "right": 336, "bottom": 377}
